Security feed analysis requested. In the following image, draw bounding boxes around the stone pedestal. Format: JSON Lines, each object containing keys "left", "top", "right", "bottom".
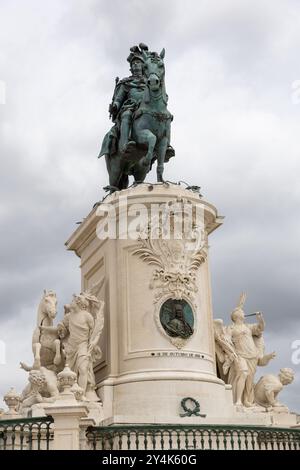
{"left": 65, "top": 183, "right": 233, "bottom": 424}
{"left": 44, "top": 402, "right": 89, "bottom": 450}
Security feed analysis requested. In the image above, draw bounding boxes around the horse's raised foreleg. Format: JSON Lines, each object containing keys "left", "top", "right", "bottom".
{"left": 156, "top": 136, "right": 168, "bottom": 182}
{"left": 137, "top": 130, "right": 157, "bottom": 168}
{"left": 32, "top": 342, "right": 41, "bottom": 369}
{"left": 53, "top": 339, "right": 62, "bottom": 366}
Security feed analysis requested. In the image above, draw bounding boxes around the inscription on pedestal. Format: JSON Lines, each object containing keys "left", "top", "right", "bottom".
{"left": 151, "top": 352, "right": 205, "bottom": 359}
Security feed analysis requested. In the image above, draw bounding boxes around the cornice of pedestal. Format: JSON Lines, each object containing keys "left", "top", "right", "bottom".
{"left": 65, "top": 183, "right": 224, "bottom": 257}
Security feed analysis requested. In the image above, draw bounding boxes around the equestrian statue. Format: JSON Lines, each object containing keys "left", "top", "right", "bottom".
{"left": 98, "top": 43, "right": 175, "bottom": 192}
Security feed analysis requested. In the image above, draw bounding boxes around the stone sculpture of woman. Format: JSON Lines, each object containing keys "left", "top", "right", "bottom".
{"left": 214, "top": 293, "right": 276, "bottom": 407}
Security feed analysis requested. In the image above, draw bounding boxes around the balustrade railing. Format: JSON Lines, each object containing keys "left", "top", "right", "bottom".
{"left": 86, "top": 424, "right": 300, "bottom": 451}
{"left": 0, "top": 416, "right": 54, "bottom": 450}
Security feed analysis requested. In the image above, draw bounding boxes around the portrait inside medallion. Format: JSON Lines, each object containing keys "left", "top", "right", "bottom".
{"left": 159, "top": 299, "right": 194, "bottom": 339}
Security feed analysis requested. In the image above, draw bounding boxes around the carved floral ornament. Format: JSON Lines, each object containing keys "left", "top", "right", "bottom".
{"left": 131, "top": 216, "right": 207, "bottom": 348}
{"left": 131, "top": 223, "right": 207, "bottom": 302}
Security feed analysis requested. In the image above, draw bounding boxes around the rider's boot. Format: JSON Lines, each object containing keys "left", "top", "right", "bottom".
{"left": 119, "top": 116, "right": 133, "bottom": 154}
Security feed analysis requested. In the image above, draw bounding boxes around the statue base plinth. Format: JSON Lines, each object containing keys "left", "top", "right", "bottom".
{"left": 66, "top": 183, "right": 233, "bottom": 424}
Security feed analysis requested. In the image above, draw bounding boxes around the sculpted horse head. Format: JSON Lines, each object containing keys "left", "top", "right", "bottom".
{"left": 142, "top": 48, "right": 167, "bottom": 103}
{"left": 37, "top": 289, "right": 57, "bottom": 327}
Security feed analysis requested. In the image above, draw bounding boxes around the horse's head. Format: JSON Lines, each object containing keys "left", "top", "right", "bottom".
{"left": 40, "top": 289, "right": 57, "bottom": 322}
{"left": 142, "top": 48, "right": 165, "bottom": 92}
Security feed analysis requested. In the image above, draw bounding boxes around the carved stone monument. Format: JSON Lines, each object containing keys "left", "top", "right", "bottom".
{"left": 66, "top": 183, "right": 235, "bottom": 424}
{"left": 63, "top": 43, "right": 297, "bottom": 426}
{"left": 1, "top": 43, "right": 298, "bottom": 434}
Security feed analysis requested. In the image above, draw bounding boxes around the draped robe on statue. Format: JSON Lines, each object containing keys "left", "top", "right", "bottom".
{"left": 60, "top": 311, "right": 95, "bottom": 389}
{"left": 228, "top": 322, "right": 263, "bottom": 405}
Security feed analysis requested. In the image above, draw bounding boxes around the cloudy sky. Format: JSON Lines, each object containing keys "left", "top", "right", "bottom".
{"left": 0, "top": 0, "right": 300, "bottom": 412}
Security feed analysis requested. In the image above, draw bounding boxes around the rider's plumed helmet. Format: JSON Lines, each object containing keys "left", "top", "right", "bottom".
{"left": 127, "top": 43, "right": 149, "bottom": 71}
